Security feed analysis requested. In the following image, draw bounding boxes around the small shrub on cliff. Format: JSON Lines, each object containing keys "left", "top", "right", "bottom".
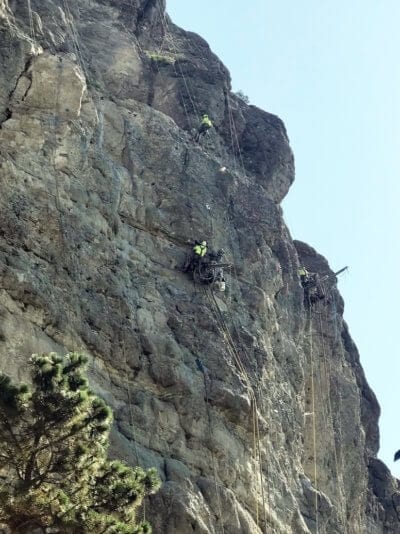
{"left": 235, "top": 90, "right": 250, "bottom": 104}
{"left": 146, "top": 51, "right": 176, "bottom": 65}
{"left": 0, "top": 352, "right": 161, "bottom": 533}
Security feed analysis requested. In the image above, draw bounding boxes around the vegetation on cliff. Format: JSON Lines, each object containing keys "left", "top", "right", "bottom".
{"left": 0, "top": 352, "right": 160, "bottom": 533}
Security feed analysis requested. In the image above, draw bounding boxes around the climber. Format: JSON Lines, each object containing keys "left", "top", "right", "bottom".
{"left": 193, "top": 239, "right": 208, "bottom": 258}
{"left": 299, "top": 267, "right": 325, "bottom": 306}
{"left": 183, "top": 243, "right": 230, "bottom": 290}
{"left": 194, "top": 114, "right": 213, "bottom": 142}
{"left": 306, "top": 275, "right": 325, "bottom": 305}
{"left": 298, "top": 266, "right": 309, "bottom": 285}
{"left": 182, "top": 240, "right": 207, "bottom": 273}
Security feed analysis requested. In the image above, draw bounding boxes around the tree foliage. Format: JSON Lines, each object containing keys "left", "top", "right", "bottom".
{"left": 235, "top": 90, "right": 250, "bottom": 104}
{"left": 0, "top": 352, "right": 161, "bottom": 533}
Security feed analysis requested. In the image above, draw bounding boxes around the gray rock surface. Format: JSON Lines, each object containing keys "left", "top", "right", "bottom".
{"left": 0, "top": 1, "right": 398, "bottom": 532}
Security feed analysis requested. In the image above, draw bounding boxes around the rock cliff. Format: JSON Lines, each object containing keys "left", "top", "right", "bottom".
{"left": 0, "top": 1, "right": 399, "bottom": 532}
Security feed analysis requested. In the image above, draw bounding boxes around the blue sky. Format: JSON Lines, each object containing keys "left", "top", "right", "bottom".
{"left": 166, "top": 1, "right": 400, "bottom": 475}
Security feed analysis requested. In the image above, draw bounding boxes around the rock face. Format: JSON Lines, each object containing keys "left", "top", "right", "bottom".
{"left": 0, "top": 1, "right": 399, "bottom": 532}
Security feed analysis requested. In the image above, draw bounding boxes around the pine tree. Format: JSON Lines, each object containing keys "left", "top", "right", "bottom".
{"left": 0, "top": 352, "right": 161, "bottom": 533}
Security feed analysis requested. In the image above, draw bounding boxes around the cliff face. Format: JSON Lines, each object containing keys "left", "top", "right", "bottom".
{"left": 0, "top": 1, "right": 399, "bottom": 532}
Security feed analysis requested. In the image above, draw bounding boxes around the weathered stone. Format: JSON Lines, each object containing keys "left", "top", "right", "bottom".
{"left": 0, "top": 1, "right": 398, "bottom": 533}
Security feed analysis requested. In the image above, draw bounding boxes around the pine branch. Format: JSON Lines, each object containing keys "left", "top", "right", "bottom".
{"left": 0, "top": 413, "right": 24, "bottom": 454}
{"left": 0, "top": 352, "right": 160, "bottom": 532}
{"left": 31, "top": 447, "right": 55, "bottom": 489}
{"left": 24, "top": 430, "right": 43, "bottom": 485}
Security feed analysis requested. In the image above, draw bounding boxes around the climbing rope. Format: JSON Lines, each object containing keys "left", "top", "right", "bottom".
{"left": 50, "top": 56, "right": 86, "bottom": 340}
{"left": 120, "top": 311, "right": 141, "bottom": 467}
{"left": 154, "top": 0, "right": 200, "bottom": 130}
{"left": 57, "top": 4, "right": 145, "bottom": 521}
{"left": 51, "top": 57, "right": 67, "bottom": 256}
{"left": 206, "top": 287, "right": 268, "bottom": 532}
{"left": 62, "top": 0, "right": 91, "bottom": 84}
{"left": 168, "top": 57, "right": 277, "bottom": 528}
{"left": 222, "top": 90, "right": 273, "bottom": 530}
{"left": 316, "top": 298, "right": 348, "bottom": 534}
{"left": 143, "top": 3, "right": 270, "bottom": 527}
{"left": 330, "top": 292, "right": 350, "bottom": 529}
{"left": 26, "top": 0, "right": 36, "bottom": 49}
{"left": 62, "top": 0, "right": 102, "bottom": 122}
{"left": 307, "top": 303, "right": 319, "bottom": 534}
{"left": 198, "top": 361, "right": 226, "bottom": 534}
{"left": 225, "top": 88, "right": 247, "bottom": 179}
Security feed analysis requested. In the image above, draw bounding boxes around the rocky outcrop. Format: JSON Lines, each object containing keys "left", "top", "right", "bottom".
{"left": 0, "top": 1, "right": 398, "bottom": 532}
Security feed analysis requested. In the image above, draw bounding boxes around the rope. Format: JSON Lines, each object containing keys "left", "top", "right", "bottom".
{"left": 62, "top": 0, "right": 91, "bottom": 84}
{"left": 225, "top": 88, "right": 247, "bottom": 179}
{"left": 206, "top": 288, "right": 267, "bottom": 532}
{"left": 222, "top": 92, "right": 272, "bottom": 530}
{"left": 211, "top": 284, "right": 270, "bottom": 524}
{"left": 205, "top": 289, "right": 248, "bottom": 388}
{"left": 252, "top": 397, "right": 259, "bottom": 528}
{"left": 62, "top": 0, "right": 101, "bottom": 117}
{"left": 182, "top": 66, "right": 273, "bottom": 529}
{"left": 57, "top": 2, "right": 146, "bottom": 519}
{"left": 149, "top": 4, "right": 269, "bottom": 525}
{"left": 308, "top": 304, "right": 319, "bottom": 533}
{"left": 330, "top": 293, "right": 349, "bottom": 529}
{"left": 303, "top": 283, "right": 347, "bottom": 530}
{"left": 201, "top": 365, "right": 226, "bottom": 534}
{"left": 49, "top": 6, "right": 88, "bottom": 336}
{"left": 254, "top": 403, "right": 266, "bottom": 530}
{"left": 120, "top": 313, "right": 141, "bottom": 466}
{"left": 26, "top": 0, "right": 36, "bottom": 48}
{"left": 154, "top": 0, "right": 199, "bottom": 130}
{"left": 148, "top": 0, "right": 228, "bottom": 160}
{"left": 51, "top": 58, "right": 67, "bottom": 257}
{"left": 316, "top": 297, "right": 348, "bottom": 533}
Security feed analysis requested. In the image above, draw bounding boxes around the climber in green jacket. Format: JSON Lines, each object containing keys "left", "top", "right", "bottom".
{"left": 182, "top": 240, "right": 207, "bottom": 272}
{"left": 194, "top": 114, "right": 213, "bottom": 142}
{"left": 193, "top": 240, "right": 207, "bottom": 257}
{"left": 298, "top": 266, "right": 325, "bottom": 305}
{"left": 298, "top": 266, "right": 309, "bottom": 279}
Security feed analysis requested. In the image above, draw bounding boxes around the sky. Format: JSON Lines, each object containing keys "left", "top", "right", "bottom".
{"left": 166, "top": 0, "right": 400, "bottom": 475}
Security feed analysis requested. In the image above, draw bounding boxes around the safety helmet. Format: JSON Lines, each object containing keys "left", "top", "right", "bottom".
{"left": 201, "top": 240, "right": 207, "bottom": 246}
{"left": 203, "top": 114, "right": 208, "bottom": 118}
